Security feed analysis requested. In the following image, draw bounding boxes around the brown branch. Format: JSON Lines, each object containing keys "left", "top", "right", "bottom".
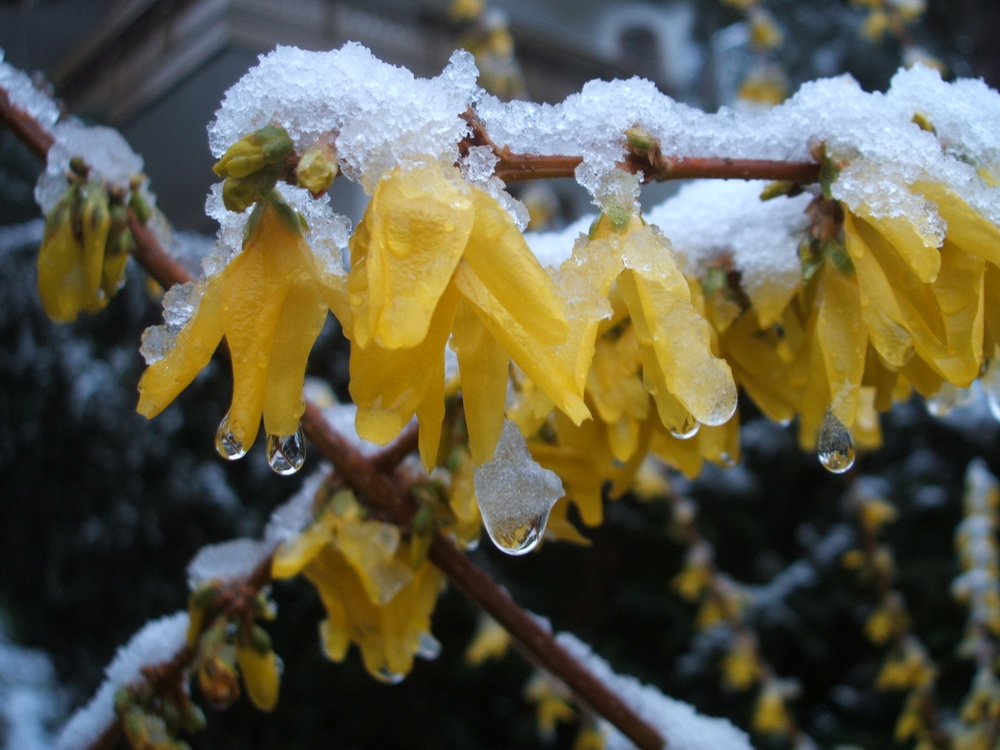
{"left": 5, "top": 81, "right": 670, "bottom": 750}
{"left": 459, "top": 107, "right": 821, "bottom": 186}
{"left": 0, "top": 86, "right": 55, "bottom": 160}
{"left": 627, "top": 154, "right": 821, "bottom": 184}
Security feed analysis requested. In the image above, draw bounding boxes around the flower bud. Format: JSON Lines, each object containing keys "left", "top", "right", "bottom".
{"left": 296, "top": 145, "right": 339, "bottom": 196}
{"left": 213, "top": 125, "right": 294, "bottom": 179}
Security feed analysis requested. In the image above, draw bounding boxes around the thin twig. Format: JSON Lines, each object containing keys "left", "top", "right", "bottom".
{"left": 3, "top": 83, "right": 666, "bottom": 750}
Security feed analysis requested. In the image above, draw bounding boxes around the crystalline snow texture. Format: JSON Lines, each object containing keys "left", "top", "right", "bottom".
{"left": 556, "top": 631, "right": 753, "bottom": 750}
{"left": 187, "top": 538, "right": 273, "bottom": 589}
{"left": 35, "top": 122, "right": 144, "bottom": 214}
{"left": 55, "top": 612, "right": 189, "bottom": 750}
{"left": 209, "top": 44, "right": 479, "bottom": 193}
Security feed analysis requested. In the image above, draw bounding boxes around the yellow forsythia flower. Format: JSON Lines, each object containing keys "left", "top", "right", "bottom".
{"left": 272, "top": 492, "right": 444, "bottom": 682}
{"left": 752, "top": 684, "right": 792, "bottom": 736}
{"left": 235, "top": 643, "right": 280, "bottom": 711}
{"left": 137, "top": 192, "right": 346, "bottom": 458}
{"left": 464, "top": 614, "right": 511, "bottom": 665}
{"left": 346, "top": 162, "right": 587, "bottom": 468}
{"left": 37, "top": 180, "right": 133, "bottom": 322}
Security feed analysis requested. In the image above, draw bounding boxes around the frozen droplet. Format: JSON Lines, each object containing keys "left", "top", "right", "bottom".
{"left": 483, "top": 509, "right": 550, "bottom": 556}
{"left": 215, "top": 413, "right": 247, "bottom": 460}
{"left": 669, "top": 415, "right": 701, "bottom": 440}
{"left": 474, "top": 420, "right": 564, "bottom": 557}
{"left": 817, "top": 412, "right": 855, "bottom": 474}
{"left": 925, "top": 382, "right": 971, "bottom": 417}
{"left": 373, "top": 665, "right": 405, "bottom": 685}
{"left": 981, "top": 358, "right": 1000, "bottom": 422}
{"left": 416, "top": 632, "right": 442, "bottom": 661}
{"left": 266, "top": 426, "right": 306, "bottom": 475}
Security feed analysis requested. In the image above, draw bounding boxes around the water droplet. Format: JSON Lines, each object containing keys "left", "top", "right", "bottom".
{"left": 266, "top": 426, "right": 306, "bottom": 475}
{"left": 984, "top": 360, "right": 1000, "bottom": 422}
{"left": 482, "top": 509, "right": 550, "bottom": 556}
{"left": 215, "top": 413, "right": 247, "bottom": 460}
{"left": 373, "top": 665, "right": 405, "bottom": 684}
{"left": 670, "top": 415, "right": 701, "bottom": 440}
{"left": 416, "top": 632, "right": 442, "bottom": 661}
{"left": 817, "top": 412, "right": 855, "bottom": 474}
{"left": 719, "top": 452, "right": 737, "bottom": 468}
{"left": 925, "top": 382, "right": 971, "bottom": 417}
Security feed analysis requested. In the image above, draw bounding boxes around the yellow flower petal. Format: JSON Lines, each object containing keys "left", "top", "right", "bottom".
{"left": 235, "top": 644, "right": 280, "bottom": 712}
{"left": 262, "top": 275, "right": 329, "bottom": 437}
{"left": 348, "top": 164, "right": 473, "bottom": 349}
{"left": 452, "top": 298, "right": 511, "bottom": 464}
{"left": 462, "top": 188, "right": 568, "bottom": 346}
{"left": 350, "top": 284, "right": 459, "bottom": 446}
{"left": 137, "top": 282, "right": 225, "bottom": 419}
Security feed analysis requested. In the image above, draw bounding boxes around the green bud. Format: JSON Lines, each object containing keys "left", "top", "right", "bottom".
{"left": 912, "top": 113, "right": 936, "bottom": 134}
{"left": 222, "top": 175, "right": 274, "bottom": 213}
{"left": 759, "top": 181, "right": 802, "bottom": 201}
{"left": 128, "top": 186, "right": 153, "bottom": 224}
{"left": 213, "top": 125, "right": 294, "bottom": 179}
{"left": 296, "top": 146, "right": 339, "bottom": 195}
{"left": 181, "top": 702, "right": 207, "bottom": 733}
{"left": 824, "top": 239, "right": 855, "bottom": 275}
{"left": 69, "top": 156, "right": 90, "bottom": 178}
{"left": 624, "top": 125, "right": 655, "bottom": 152}
{"left": 249, "top": 624, "right": 273, "bottom": 655}
{"left": 409, "top": 503, "right": 436, "bottom": 569}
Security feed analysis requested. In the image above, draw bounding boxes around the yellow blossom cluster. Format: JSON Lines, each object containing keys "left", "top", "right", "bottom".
{"left": 271, "top": 489, "right": 445, "bottom": 682}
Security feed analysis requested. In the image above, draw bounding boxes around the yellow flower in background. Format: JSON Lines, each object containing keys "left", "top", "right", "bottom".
{"left": 37, "top": 179, "right": 135, "bottom": 322}
{"left": 272, "top": 490, "right": 444, "bottom": 682}
{"left": 137, "top": 191, "right": 347, "bottom": 470}
{"left": 346, "top": 162, "right": 588, "bottom": 468}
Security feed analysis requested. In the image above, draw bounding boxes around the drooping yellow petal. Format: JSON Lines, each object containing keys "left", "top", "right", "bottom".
{"left": 453, "top": 260, "right": 590, "bottom": 424}
{"left": 235, "top": 645, "right": 280, "bottom": 712}
{"left": 349, "top": 164, "right": 474, "bottom": 349}
{"left": 462, "top": 187, "right": 568, "bottom": 346}
{"left": 815, "top": 265, "right": 868, "bottom": 426}
{"left": 618, "top": 230, "right": 737, "bottom": 428}
{"left": 350, "top": 284, "right": 459, "bottom": 445}
{"left": 271, "top": 514, "right": 334, "bottom": 579}
{"left": 221, "top": 235, "right": 291, "bottom": 450}
{"left": 844, "top": 211, "right": 914, "bottom": 368}
{"left": 137, "top": 282, "right": 225, "bottom": 418}
{"left": 916, "top": 182, "right": 1000, "bottom": 267}
{"left": 720, "top": 311, "right": 798, "bottom": 425}
{"left": 262, "top": 274, "right": 329, "bottom": 437}
{"left": 452, "top": 298, "right": 511, "bottom": 464}
{"left": 856, "top": 204, "right": 941, "bottom": 283}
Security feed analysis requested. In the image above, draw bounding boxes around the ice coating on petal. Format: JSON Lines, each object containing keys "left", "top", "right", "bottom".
{"left": 474, "top": 420, "right": 564, "bottom": 555}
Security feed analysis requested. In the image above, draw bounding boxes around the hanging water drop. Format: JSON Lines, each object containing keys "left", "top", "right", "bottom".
{"left": 817, "top": 411, "right": 855, "bottom": 474}
{"left": 669, "top": 414, "right": 701, "bottom": 440}
{"left": 925, "top": 382, "right": 971, "bottom": 417}
{"left": 215, "top": 413, "right": 247, "bottom": 460}
{"left": 981, "top": 357, "right": 1000, "bottom": 422}
{"left": 416, "top": 632, "right": 442, "bottom": 661}
{"left": 474, "top": 420, "right": 564, "bottom": 557}
{"left": 266, "top": 425, "right": 306, "bottom": 475}
{"left": 482, "top": 509, "right": 551, "bottom": 556}
{"left": 373, "top": 665, "right": 405, "bottom": 685}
